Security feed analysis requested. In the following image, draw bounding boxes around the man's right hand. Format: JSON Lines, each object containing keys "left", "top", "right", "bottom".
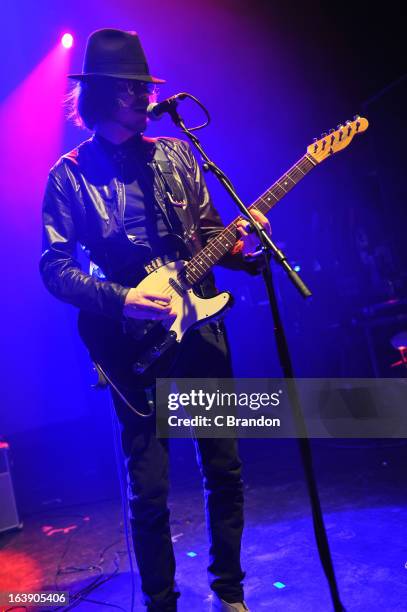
{"left": 123, "top": 289, "right": 176, "bottom": 320}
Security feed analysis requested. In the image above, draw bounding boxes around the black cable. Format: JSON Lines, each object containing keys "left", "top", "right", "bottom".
{"left": 42, "top": 394, "right": 137, "bottom": 612}
{"left": 48, "top": 509, "right": 128, "bottom": 611}
{"left": 54, "top": 521, "right": 90, "bottom": 591}
{"left": 52, "top": 554, "right": 122, "bottom": 611}
{"left": 110, "top": 395, "right": 136, "bottom": 612}
{"left": 59, "top": 538, "right": 122, "bottom": 576}
{"left": 173, "top": 92, "right": 211, "bottom": 131}
{"left": 56, "top": 573, "right": 118, "bottom": 611}
{"left": 3, "top": 519, "right": 125, "bottom": 612}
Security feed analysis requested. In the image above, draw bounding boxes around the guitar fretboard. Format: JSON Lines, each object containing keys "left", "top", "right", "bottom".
{"left": 178, "top": 154, "right": 316, "bottom": 286}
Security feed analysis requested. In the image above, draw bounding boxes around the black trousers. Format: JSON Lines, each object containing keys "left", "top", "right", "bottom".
{"left": 112, "top": 323, "right": 245, "bottom": 611}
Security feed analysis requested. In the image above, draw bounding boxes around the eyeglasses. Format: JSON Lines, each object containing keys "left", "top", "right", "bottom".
{"left": 115, "top": 80, "right": 158, "bottom": 101}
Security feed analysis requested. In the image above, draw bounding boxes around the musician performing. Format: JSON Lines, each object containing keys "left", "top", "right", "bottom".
{"left": 40, "top": 28, "right": 271, "bottom": 612}
{"left": 40, "top": 27, "right": 367, "bottom": 611}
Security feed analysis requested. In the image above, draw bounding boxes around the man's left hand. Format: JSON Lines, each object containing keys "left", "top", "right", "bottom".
{"left": 236, "top": 208, "right": 271, "bottom": 256}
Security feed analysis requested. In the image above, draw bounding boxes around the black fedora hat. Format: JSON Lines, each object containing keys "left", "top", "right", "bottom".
{"left": 68, "top": 28, "right": 165, "bottom": 83}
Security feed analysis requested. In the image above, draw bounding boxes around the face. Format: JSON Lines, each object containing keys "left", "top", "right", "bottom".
{"left": 111, "top": 80, "right": 157, "bottom": 132}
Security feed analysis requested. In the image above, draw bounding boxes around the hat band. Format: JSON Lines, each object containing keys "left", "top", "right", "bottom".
{"left": 83, "top": 61, "right": 150, "bottom": 75}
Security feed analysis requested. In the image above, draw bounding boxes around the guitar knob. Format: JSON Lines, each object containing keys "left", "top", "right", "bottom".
{"left": 133, "top": 362, "right": 145, "bottom": 374}
{"left": 151, "top": 346, "right": 161, "bottom": 358}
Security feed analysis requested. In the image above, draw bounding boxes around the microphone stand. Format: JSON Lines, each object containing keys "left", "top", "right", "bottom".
{"left": 165, "top": 101, "right": 346, "bottom": 611}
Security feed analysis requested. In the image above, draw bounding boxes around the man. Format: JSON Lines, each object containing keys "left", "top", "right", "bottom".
{"left": 40, "top": 29, "right": 271, "bottom": 612}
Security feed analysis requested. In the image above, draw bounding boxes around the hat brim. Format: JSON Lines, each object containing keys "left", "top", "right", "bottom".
{"left": 68, "top": 72, "right": 166, "bottom": 84}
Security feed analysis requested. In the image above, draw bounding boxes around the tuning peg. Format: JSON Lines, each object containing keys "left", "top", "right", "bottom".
{"left": 353, "top": 114, "right": 360, "bottom": 120}
{"left": 313, "top": 137, "right": 318, "bottom": 142}
{"left": 321, "top": 132, "right": 327, "bottom": 138}
{"left": 345, "top": 119, "right": 352, "bottom": 125}
{"left": 329, "top": 128, "right": 335, "bottom": 134}
{"left": 337, "top": 124, "right": 344, "bottom": 130}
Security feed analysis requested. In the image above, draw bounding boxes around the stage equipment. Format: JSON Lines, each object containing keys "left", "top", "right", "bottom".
{"left": 390, "top": 330, "right": 407, "bottom": 369}
{"left": 147, "top": 93, "right": 187, "bottom": 120}
{"left": 358, "top": 298, "right": 407, "bottom": 376}
{"left": 0, "top": 441, "right": 21, "bottom": 533}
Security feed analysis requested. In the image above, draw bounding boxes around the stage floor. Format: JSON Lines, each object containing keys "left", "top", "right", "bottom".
{"left": 1, "top": 439, "right": 407, "bottom": 611}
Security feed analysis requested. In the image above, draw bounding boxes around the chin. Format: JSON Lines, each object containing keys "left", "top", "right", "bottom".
{"left": 128, "top": 118, "right": 147, "bottom": 133}
{"left": 116, "top": 110, "right": 147, "bottom": 134}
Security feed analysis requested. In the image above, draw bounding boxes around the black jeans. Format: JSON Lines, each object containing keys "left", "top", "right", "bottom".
{"left": 113, "top": 323, "right": 245, "bottom": 611}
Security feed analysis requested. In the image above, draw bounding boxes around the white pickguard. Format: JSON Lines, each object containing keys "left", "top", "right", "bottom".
{"left": 136, "top": 259, "right": 231, "bottom": 341}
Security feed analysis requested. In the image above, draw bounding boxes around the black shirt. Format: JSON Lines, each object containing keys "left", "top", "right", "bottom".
{"left": 95, "top": 133, "right": 181, "bottom": 257}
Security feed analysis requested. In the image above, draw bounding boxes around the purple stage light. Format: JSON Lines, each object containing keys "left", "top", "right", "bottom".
{"left": 61, "top": 33, "right": 73, "bottom": 49}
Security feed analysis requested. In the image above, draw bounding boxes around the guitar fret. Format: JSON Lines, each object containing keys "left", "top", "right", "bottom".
{"left": 275, "top": 181, "right": 287, "bottom": 192}
{"left": 305, "top": 154, "right": 317, "bottom": 166}
{"left": 206, "top": 243, "right": 220, "bottom": 258}
{"left": 193, "top": 256, "right": 208, "bottom": 275}
{"left": 211, "top": 236, "right": 226, "bottom": 253}
{"left": 205, "top": 244, "right": 220, "bottom": 263}
{"left": 211, "top": 242, "right": 225, "bottom": 258}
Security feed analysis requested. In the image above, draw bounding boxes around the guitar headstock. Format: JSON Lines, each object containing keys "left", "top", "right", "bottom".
{"left": 307, "top": 116, "right": 369, "bottom": 164}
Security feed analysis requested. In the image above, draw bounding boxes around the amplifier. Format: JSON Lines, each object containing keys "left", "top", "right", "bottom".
{"left": 358, "top": 298, "right": 407, "bottom": 377}
{"left": 0, "top": 441, "right": 21, "bottom": 533}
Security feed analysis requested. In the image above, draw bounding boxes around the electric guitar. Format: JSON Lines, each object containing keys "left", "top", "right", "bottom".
{"left": 78, "top": 116, "right": 369, "bottom": 390}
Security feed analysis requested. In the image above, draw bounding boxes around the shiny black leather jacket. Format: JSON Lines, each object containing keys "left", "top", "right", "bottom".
{"left": 40, "top": 135, "right": 257, "bottom": 319}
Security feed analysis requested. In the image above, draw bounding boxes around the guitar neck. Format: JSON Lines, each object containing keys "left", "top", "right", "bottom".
{"left": 181, "top": 153, "right": 317, "bottom": 285}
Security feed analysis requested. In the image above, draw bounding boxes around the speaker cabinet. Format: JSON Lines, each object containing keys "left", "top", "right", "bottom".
{"left": 0, "top": 442, "right": 21, "bottom": 533}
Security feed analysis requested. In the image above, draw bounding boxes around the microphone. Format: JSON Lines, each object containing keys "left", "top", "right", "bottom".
{"left": 147, "top": 93, "right": 187, "bottom": 120}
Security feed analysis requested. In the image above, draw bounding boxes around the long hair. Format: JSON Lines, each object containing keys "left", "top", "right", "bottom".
{"left": 65, "top": 77, "right": 157, "bottom": 130}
